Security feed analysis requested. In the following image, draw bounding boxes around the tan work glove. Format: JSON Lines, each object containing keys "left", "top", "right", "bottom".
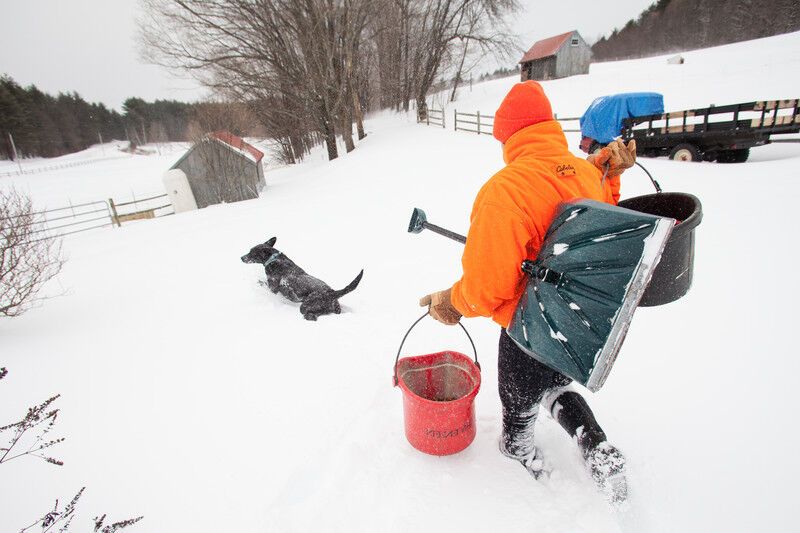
{"left": 419, "top": 288, "right": 462, "bottom": 325}
{"left": 587, "top": 139, "right": 637, "bottom": 177}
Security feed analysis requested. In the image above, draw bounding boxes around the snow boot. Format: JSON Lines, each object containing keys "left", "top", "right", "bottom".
{"left": 545, "top": 390, "right": 628, "bottom": 505}
{"left": 581, "top": 434, "right": 628, "bottom": 506}
{"left": 499, "top": 437, "right": 549, "bottom": 479}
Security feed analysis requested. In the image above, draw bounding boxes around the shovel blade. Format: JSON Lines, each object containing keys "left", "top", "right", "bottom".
{"left": 408, "top": 208, "right": 428, "bottom": 234}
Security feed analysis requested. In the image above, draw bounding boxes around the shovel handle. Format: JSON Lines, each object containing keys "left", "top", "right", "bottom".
{"left": 421, "top": 222, "right": 466, "bottom": 244}
{"left": 393, "top": 312, "right": 479, "bottom": 386}
{"left": 408, "top": 207, "right": 467, "bottom": 244}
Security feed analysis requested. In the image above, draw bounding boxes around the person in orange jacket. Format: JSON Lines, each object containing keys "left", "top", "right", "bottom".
{"left": 419, "top": 81, "right": 635, "bottom": 504}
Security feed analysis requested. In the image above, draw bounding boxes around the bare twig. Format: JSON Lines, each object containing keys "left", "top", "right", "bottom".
{"left": 0, "top": 394, "right": 64, "bottom": 467}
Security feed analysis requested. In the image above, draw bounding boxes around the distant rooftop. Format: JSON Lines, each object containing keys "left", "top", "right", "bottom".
{"left": 519, "top": 31, "right": 576, "bottom": 63}
{"left": 210, "top": 131, "right": 264, "bottom": 163}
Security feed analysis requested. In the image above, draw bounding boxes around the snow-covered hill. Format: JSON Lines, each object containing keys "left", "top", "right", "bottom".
{"left": 2, "top": 31, "right": 799, "bottom": 533}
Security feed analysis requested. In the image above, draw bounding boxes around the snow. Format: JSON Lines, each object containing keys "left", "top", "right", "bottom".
{"left": 0, "top": 142, "right": 189, "bottom": 208}
{"left": 2, "top": 31, "right": 800, "bottom": 532}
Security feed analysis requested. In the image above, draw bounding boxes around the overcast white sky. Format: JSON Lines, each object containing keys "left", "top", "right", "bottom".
{"left": 0, "top": 0, "right": 655, "bottom": 111}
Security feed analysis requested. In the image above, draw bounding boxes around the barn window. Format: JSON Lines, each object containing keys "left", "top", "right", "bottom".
{"left": 571, "top": 37, "right": 579, "bottom": 46}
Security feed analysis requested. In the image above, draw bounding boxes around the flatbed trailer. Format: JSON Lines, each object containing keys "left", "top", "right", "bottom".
{"left": 619, "top": 99, "right": 800, "bottom": 162}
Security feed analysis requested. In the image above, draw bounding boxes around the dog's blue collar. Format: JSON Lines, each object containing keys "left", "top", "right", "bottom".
{"left": 264, "top": 251, "right": 282, "bottom": 267}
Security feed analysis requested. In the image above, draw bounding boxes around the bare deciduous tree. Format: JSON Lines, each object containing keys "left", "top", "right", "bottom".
{"left": 370, "top": 0, "right": 519, "bottom": 115}
{"left": 0, "top": 189, "right": 64, "bottom": 318}
{"left": 139, "top": 0, "right": 372, "bottom": 161}
{"left": 185, "top": 100, "right": 261, "bottom": 141}
{"left": 139, "top": 0, "right": 518, "bottom": 161}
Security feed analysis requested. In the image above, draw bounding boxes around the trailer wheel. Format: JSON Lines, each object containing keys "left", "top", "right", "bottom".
{"left": 669, "top": 143, "right": 701, "bottom": 162}
{"left": 717, "top": 151, "right": 735, "bottom": 163}
{"left": 731, "top": 148, "right": 750, "bottom": 163}
{"left": 717, "top": 149, "right": 750, "bottom": 163}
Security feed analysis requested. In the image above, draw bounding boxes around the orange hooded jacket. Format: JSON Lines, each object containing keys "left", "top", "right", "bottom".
{"left": 450, "top": 120, "right": 621, "bottom": 328}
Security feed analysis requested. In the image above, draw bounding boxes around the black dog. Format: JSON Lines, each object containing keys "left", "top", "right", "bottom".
{"left": 241, "top": 237, "right": 363, "bottom": 321}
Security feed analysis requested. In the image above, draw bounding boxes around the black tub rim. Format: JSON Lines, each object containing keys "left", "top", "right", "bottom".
{"left": 617, "top": 192, "right": 703, "bottom": 237}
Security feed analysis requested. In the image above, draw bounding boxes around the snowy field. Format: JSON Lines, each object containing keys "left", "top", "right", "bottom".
{"left": 2, "top": 32, "right": 800, "bottom": 532}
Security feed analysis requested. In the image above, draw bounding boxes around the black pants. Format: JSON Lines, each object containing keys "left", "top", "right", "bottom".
{"left": 498, "top": 328, "right": 606, "bottom": 458}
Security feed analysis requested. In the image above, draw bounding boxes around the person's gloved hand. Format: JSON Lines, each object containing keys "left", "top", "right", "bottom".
{"left": 419, "top": 288, "right": 462, "bottom": 325}
{"left": 587, "top": 139, "right": 637, "bottom": 177}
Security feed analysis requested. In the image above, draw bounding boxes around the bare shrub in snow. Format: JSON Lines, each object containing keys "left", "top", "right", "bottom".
{"left": 19, "top": 487, "right": 143, "bottom": 533}
{"left": 0, "top": 368, "right": 64, "bottom": 468}
{"left": 0, "top": 188, "right": 64, "bottom": 317}
{"left": 19, "top": 487, "right": 84, "bottom": 532}
{"left": 1, "top": 370, "right": 143, "bottom": 531}
{"left": 0, "top": 391, "right": 64, "bottom": 467}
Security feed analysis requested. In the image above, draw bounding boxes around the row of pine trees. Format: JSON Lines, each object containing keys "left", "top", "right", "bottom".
{"left": 0, "top": 76, "right": 201, "bottom": 160}
{"left": 592, "top": 0, "right": 800, "bottom": 61}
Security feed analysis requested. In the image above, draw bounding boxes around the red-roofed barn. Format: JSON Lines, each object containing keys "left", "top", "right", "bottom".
{"left": 167, "top": 131, "right": 266, "bottom": 210}
{"left": 519, "top": 30, "right": 591, "bottom": 82}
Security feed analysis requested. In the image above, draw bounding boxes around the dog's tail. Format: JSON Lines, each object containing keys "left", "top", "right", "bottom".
{"left": 333, "top": 269, "right": 364, "bottom": 298}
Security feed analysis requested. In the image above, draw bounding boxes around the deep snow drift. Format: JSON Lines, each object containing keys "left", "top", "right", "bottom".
{"left": 2, "top": 32, "right": 799, "bottom": 532}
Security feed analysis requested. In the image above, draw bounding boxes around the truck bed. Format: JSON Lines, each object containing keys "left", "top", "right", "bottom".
{"left": 620, "top": 99, "right": 800, "bottom": 159}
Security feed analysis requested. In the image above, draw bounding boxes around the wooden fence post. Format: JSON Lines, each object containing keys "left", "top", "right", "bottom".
{"left": 477, "top": 111, "right": 481, "bottom": 135}
{"left": 108, "top": 198, "right": 121, "bottom": 227}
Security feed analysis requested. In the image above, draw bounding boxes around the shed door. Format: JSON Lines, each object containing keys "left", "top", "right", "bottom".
{"left": 543, "top": 57, "right": 556, "bottom": 80}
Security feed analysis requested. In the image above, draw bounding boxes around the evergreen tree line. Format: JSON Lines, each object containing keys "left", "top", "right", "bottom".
{"left": 592, "top": 0, "right": 800, "bottom": 61}
{"left": 0, "top": 76, "right": 248, "bottom": 160}
{"left": 0, "top": 76, "right": 125, "bottom": 160}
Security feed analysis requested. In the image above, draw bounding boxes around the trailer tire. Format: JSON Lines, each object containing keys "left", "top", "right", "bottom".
{"left": 717, "top": 151, "right": 735, "bottom": 163}
{"left": 669, "top": 143, "right": 701, "bottom": 162}
{"left": 731, "top": 148, "right": 750, "bottom": 163}
{"left": 718, "top": 149, "right": 750, "bottom": 163}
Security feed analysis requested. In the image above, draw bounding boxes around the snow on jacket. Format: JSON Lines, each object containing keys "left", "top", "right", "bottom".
{"left": 450, "top": 119, "right": 621, "bottom": 328}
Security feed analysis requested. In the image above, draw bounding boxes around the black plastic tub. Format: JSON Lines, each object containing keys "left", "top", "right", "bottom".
{"left": 617, "top": 192, "right": 703, "bottom": 306}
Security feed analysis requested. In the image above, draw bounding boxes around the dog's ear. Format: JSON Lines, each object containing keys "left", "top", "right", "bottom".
{"left": 265, "top": 237, "right": 277, "bottom": 247}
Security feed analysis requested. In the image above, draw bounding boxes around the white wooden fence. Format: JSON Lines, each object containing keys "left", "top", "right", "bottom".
{"left": 421, "top": 108, "right": 582, "bottom": 136}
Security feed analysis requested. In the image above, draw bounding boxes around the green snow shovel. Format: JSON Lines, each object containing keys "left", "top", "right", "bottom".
{"left": 407, "top": 200, "right": 674, "bottom": 392}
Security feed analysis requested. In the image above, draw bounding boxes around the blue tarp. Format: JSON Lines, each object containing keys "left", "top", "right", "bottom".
{"left": 579, "top": 93, "right": 665, "bottom": 144}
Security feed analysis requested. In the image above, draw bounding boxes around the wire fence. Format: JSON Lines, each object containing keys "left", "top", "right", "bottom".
{"left": 0, "top": 155, "right": 132, "bottom": 178}
{"left": 422, "top": 107, "right": 582, "bottom": 135}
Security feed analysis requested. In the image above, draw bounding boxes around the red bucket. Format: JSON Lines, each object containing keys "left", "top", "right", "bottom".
{"left": 393, "top": 314, "right": 481, "bottom": 456}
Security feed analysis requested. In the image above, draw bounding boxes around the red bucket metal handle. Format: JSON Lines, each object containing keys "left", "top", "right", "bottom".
{"left": 601, "top": 159, "right": 662, "bottom": 193}
{"left": 393, "top": 312, "right": 480, "bottom": 386}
